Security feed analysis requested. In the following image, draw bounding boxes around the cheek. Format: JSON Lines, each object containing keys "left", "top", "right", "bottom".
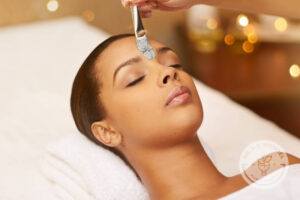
{"left": 106, "top": 88, "right": 169, "bottom": 148}
{"left": 110, "top": 89, "right": 164, "bottom": 134}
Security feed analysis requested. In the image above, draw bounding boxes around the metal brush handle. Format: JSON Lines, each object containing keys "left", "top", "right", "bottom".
{"left": 131, "top": 6, "right": 146, "bottom": 37}
{"left": 130, "top": 5, "right": 156, "bottom": 60}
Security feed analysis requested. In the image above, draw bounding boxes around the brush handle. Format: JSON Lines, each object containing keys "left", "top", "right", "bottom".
{"left": 130, "top": 6, "right": 145, "bottom": 37}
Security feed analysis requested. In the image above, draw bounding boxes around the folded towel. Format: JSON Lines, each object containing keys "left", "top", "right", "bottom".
{"left": 40, "top": 150, "right": 94, "bottom": 200}
{"left": 40, "top": 132, "right": 150, "bottom": 200}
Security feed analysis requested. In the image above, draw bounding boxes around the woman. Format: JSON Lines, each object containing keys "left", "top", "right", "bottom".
{"left": 70, "top": 34, "right": 300, "bottom": 199}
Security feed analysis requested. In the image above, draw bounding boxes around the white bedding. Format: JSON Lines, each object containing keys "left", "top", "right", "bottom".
{"left": 0, "top": 17, "right": 299, "bottom": 199}
{"left": 0, "top": 17, "right": 108, "bottom": 200}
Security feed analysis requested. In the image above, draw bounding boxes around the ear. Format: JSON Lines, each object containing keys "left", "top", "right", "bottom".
{"left": 91, "top": 121, "right": 122, "bottom": 147}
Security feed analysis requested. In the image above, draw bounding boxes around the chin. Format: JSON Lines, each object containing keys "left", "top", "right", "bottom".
{"left": 168, "top": 105, "right": 203, "bottom": 141}
{"left": 180, "top": 108, "right": 202, "bottom": 130}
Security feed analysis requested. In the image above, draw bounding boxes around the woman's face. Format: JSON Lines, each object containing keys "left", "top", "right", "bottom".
{"left": 94, "top": 37, "right": 203, "bottom": 151}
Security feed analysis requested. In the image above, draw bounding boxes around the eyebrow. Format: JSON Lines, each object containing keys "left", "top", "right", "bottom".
{"left": 113, "top": 46, "right": 175, "bottom": 85}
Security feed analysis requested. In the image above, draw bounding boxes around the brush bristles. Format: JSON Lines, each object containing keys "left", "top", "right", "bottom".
{"left": 136, "top": 35, "right": 156, "bottom": 60}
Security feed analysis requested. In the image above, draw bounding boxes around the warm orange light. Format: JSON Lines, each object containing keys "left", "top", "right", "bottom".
{"left": 242, "top": 41, "right": 254, "bottom": 53}
{"left": 206, "top": 18, "right": 218, "bottom": 30}
{"left": 289, "top": 64, "right": 300, "bottom": 78}
{"left": 82, "top": 10, "right": 95, "bottom": 22}
{"left": 274, "top": 17, "right": 288, "bottom": 32}
{"left": 247, "top": 33, "right": 258, "bottom": 44}
{"left": 47, "top": 0, "right": 59, "bottom": 12}
{"left": 224, "top": 34, "right": 235, "bottom": 45}
{"left": 243, "top": 24, "right": 255, "bottom": 35}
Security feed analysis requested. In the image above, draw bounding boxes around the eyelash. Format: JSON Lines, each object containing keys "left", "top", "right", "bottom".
{"left": 169, "top": 64, "right": 183, "bottom": 69}
{"left": 126, "top": 64, "right": 183, "bottom": 87}
{"left": 127, "top": 76, "right": 145, "bottom": 87}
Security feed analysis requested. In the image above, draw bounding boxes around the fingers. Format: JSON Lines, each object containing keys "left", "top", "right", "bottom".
{"left": 121, "top": 0, "right": 159, "bottom": 9}
{"left": 139, "top": 2, "right": 156, "bottom": 12}
{"left": 121, "top": 0, "right": 159, "bottom": 18}
{"left": 138, "top": 3, "right": 153, "bottom": 18}
{"left": 121, "top": 0, "right": 148, "bottom": 8}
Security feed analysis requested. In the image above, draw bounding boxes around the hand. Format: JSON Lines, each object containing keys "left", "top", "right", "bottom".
{"left": 121, "top": 0, "right": 199, "bottom": 18}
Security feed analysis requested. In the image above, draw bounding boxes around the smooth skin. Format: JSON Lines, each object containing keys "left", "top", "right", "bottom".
{"left": 90, "top": 36, "right": 300, "bottom": 199}
{"left": 121, "top": 0, "right": 300, "bottom": 19}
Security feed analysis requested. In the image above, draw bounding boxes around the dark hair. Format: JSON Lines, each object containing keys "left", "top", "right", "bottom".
{"left": 70, "top": 33, "right": 141, "bottom": 181}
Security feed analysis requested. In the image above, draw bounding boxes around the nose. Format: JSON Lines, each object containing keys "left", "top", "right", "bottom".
{"left": 158, "top": 67, "right": 180, "bottom": 87}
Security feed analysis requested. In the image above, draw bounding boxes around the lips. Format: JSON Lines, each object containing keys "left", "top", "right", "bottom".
{"left": 165, "top": 85, "right": 191, "bottom": 106}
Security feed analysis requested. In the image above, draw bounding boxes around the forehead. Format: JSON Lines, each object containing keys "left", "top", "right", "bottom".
{"left": 102, "top": 36, "right": 165, "bottom": 62}
{"left": 95, "top": 37, "right": 166, "bottom": 80}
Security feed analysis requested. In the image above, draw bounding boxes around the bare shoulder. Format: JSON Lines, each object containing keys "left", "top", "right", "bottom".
{"left": 249, "top": 151, "right": 300, "bottom": 169}
{"left": 242, "top": 151, "right": 300, "bottom": 181}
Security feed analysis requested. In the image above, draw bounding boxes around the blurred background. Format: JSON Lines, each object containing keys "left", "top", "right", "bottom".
{"left": 1, "top": 0, "right": 299, "bottom": 138}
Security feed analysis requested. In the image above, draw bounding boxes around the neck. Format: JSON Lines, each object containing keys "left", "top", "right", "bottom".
{"left": 125, "top": 134, "right": 228, "bottom": 200}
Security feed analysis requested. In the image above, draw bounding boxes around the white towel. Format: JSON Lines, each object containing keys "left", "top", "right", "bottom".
{"left": 40, "top": 132, "right": 150, "bottom": 200}
{"left": 39, "top": 130, "right": 217, "bottom": 200}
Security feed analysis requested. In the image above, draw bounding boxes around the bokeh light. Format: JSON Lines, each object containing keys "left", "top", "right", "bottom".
{"left": 224, "top": 34, "right": 235, "bottom": 45}
{"left": 242, "top": 41, "right": 254, "bottom": 53}
{"left": 47, "top": 0, "right": 59, "bottom": 12}
{"left": 243, "top": 24, "right": 255, "bottom": 35}
{"left": 82, "top": 10, "right": 95, "bottom": 22}
{"left": 274, "top": 17, "right": 288, "bottom": 32}
{"left": 237, "top": 14, "right": 249, "bottom": 27}
{"left": 289, "top": 64, "right": 300, "bottom": 78}
{"left": 247, "top": 33, "right": 258, "bottom": 44}
{"left": 206, "top": 18, "right": 218, "bottom": 30}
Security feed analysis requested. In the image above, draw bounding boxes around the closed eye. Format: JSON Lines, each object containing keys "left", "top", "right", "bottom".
{"left": 126, "top": 76, "right": 145, "bottom": 87}
{"left": 169, "top": 64, "right": 183, "bottom": 69}
{"left": 126, "top": 64, "right": 182, "bottom": 87}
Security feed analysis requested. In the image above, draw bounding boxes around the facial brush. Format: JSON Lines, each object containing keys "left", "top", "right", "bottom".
{"left": 130, "top": 5, "right": 156, "bottom": 60}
